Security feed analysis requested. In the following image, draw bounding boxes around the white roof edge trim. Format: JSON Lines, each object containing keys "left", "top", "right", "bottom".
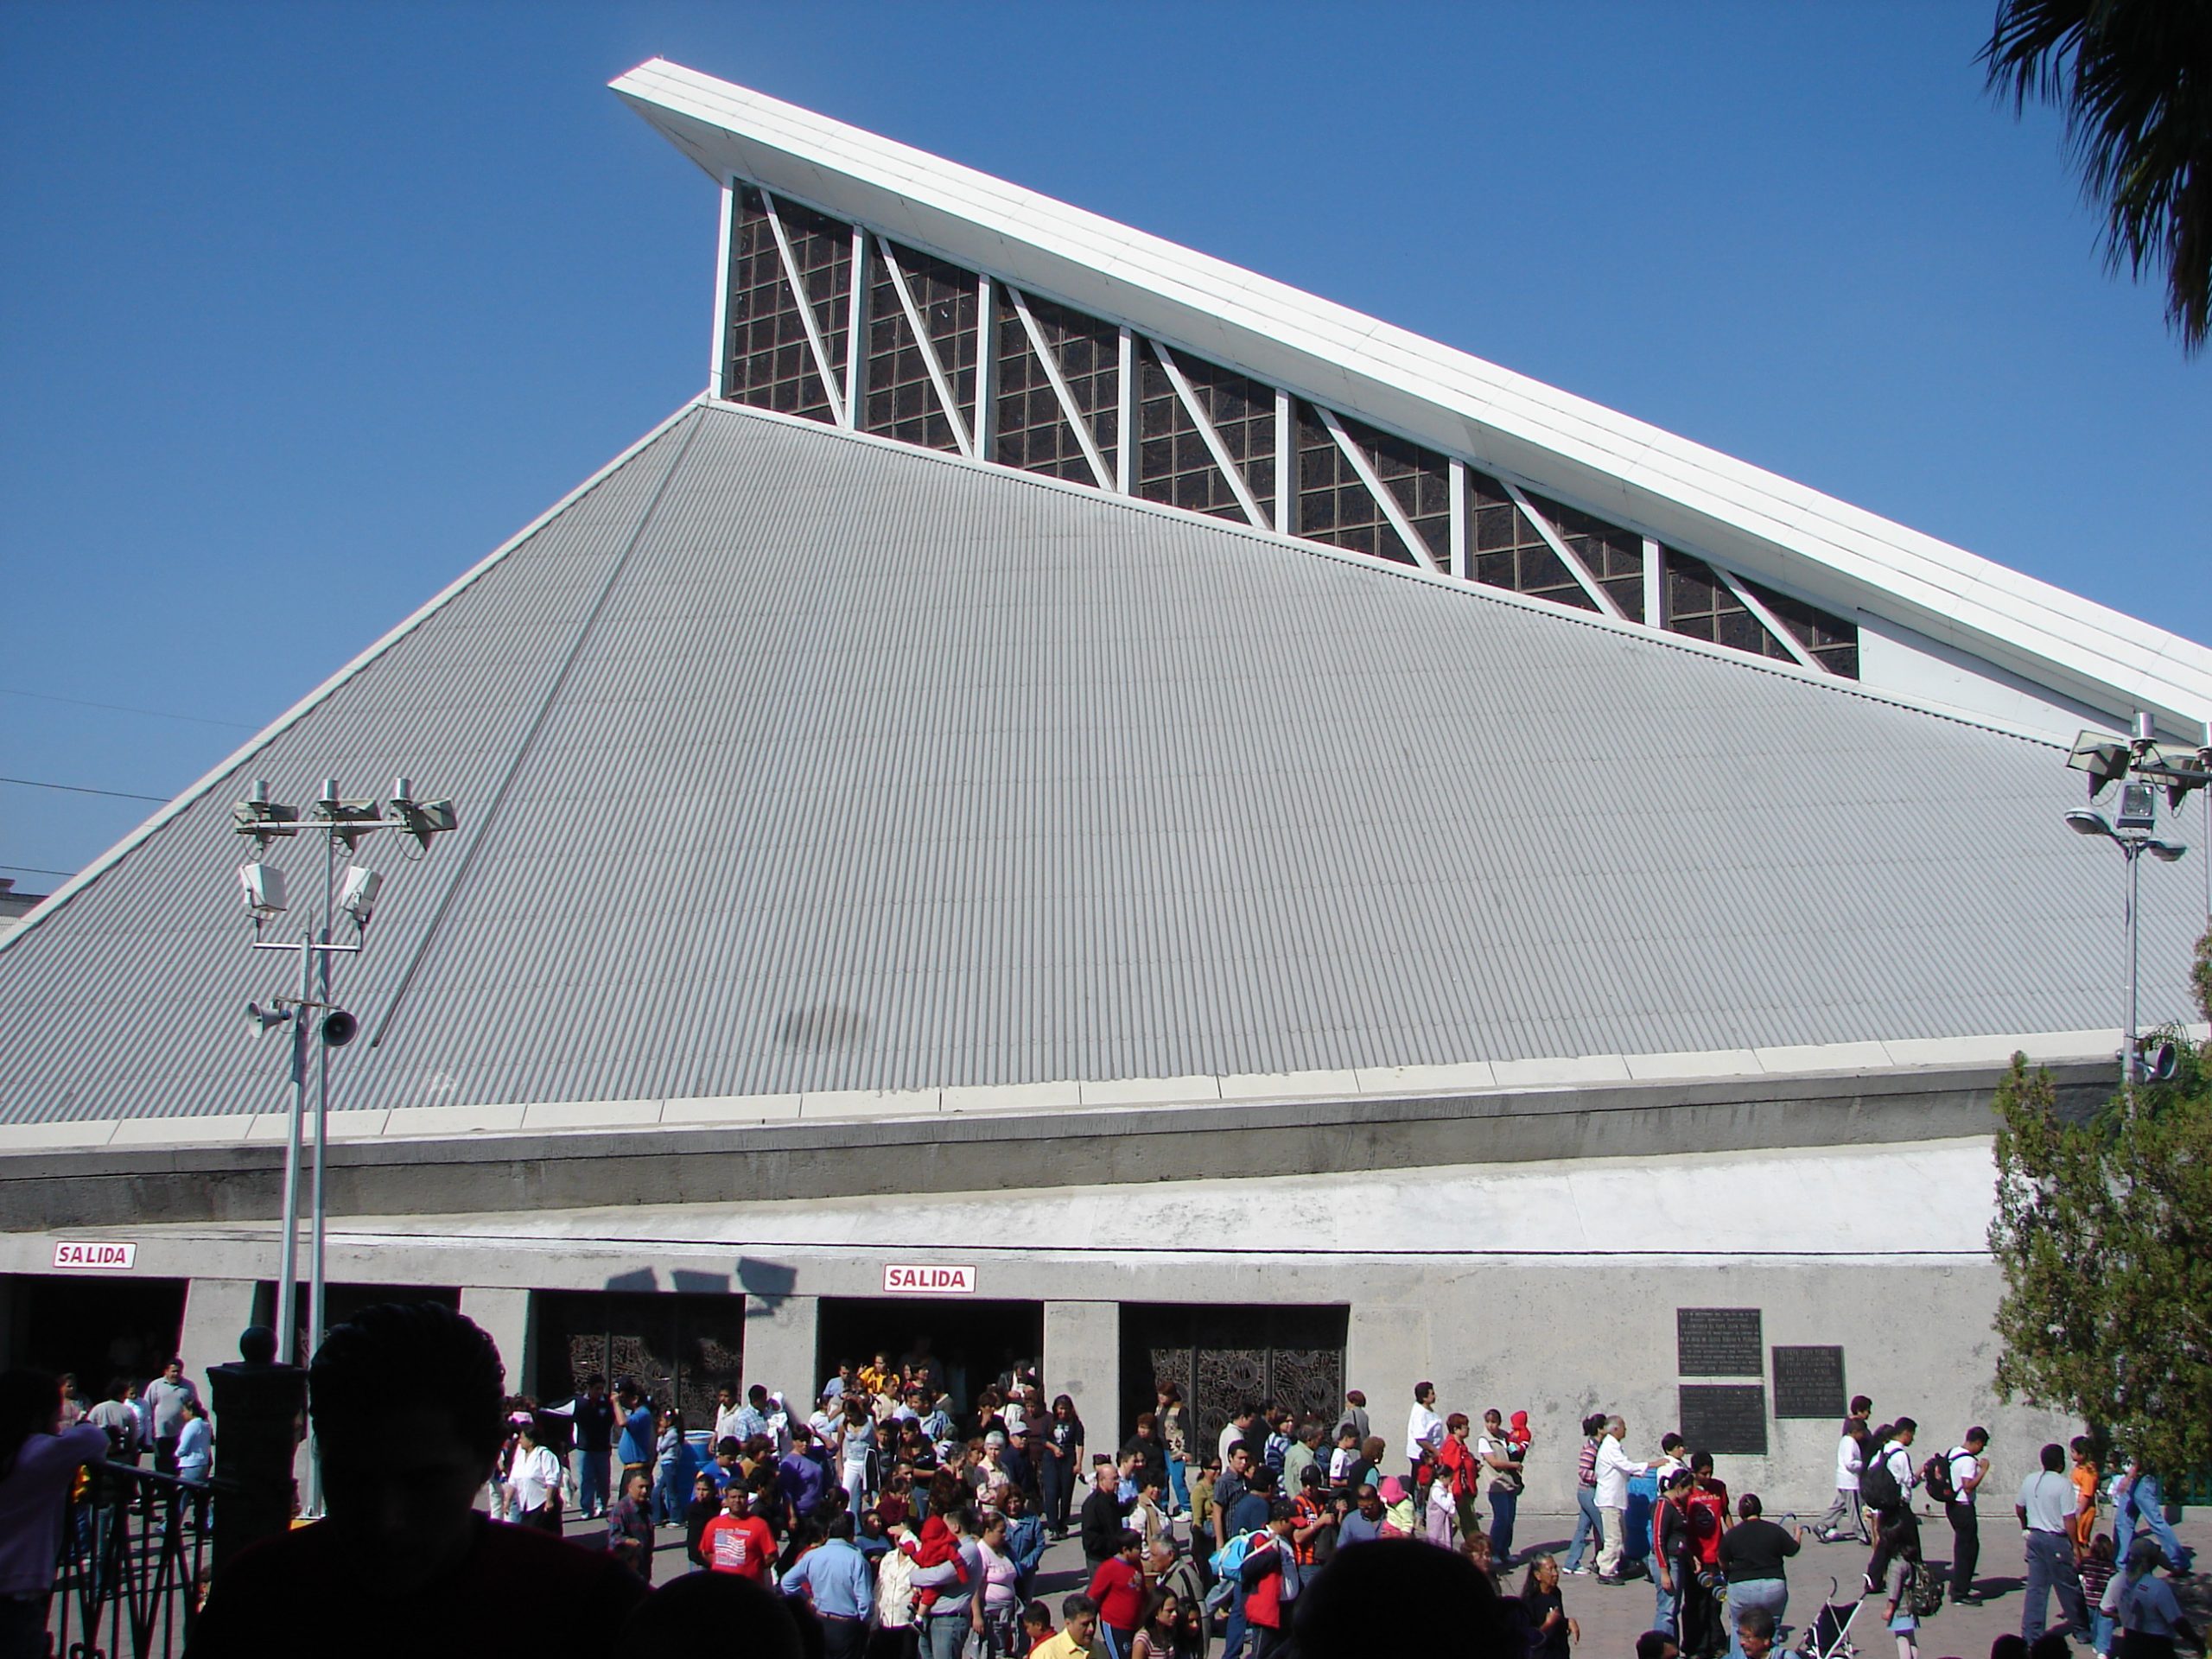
{"left": 0, "top": 1024, "right": 2170, "bottom": 1154}
{"left": 699, "top": 395, "right": 2073, "bottom": 751}
{"left": 0, "top": 397, "right": 710, "bottom": 957}
{"left": 610, "top": 58, "right": 2212, "bottom": 735}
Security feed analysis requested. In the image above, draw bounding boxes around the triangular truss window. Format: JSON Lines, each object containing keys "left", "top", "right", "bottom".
{"left": 1470, "top": 470, "right": 1596, "bottom": 611}
{"left": 1295, "top": 405, "right": 1449, "bottom": 569}
{"left": 1664, "top": 552, "right": 1790, "bottom": 659}
{"left": 1526, "top": 493, "right": 1644, "bottom": 622}
{"left": 723, "top": 187, "right": 838, "bottom": 424}
{"left": 994, "top": 290, "right": 1119, "bottom": 486}
{"left": 1741, "top": 578, "right": 1860, "bottom": 677}
{"left": 865, "top": 241, "right": 979, "bottom": 454}
{"left": 1137, "top": 342, "right": 1274, "bottom": 526}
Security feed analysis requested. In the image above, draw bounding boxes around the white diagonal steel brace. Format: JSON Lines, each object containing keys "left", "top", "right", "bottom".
{"left": 1711, "top": 563, "right": 1822, "bottom": 670}
{"left": 759, "top": 191, "right": 847, "bottom": 425}
{"left": 1006, "top": 285, "right": 1115, "bottom": 491}
{"left": 875, "top": 237, "right": 976, "bottom": 459}
{"left": 1317, "top": 406, "right": 1440, "bottom": 574}
{"left": 1502, "top": 480, "right": 1627, "bottom": 620}
{"left": 1151, "top": 341, "right": 1269, "bottom": 530}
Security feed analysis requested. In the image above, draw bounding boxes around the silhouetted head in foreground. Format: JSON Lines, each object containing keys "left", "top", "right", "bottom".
{"left": 620, "top": 1573, "right": 808, "bottom": 1658}
{"left": 1295, "top": 1538, "right": 1518, "bottom": 1659}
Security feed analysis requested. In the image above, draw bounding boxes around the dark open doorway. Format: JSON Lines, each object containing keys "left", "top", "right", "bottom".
{"left": 815, "top": 1298, "right": 1042, "bottom": 1416}
{"left": 1, "top": 1274, "right": 188, "bottom": 1395}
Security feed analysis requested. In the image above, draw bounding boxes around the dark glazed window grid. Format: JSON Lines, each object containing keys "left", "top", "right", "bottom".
{"left": 1469, "top": 468, "right": 1596, "bottom": 610}
{"left": 724, "top": 188, "right": 836, "bottom": 424}
{"left": 1529, "top": 493, "right": 1645, "bottom": 620}
{"left": 1664, "top": 551, "right": 1790, "bottom": 659}
{"left": 993, "top": 291, "right": 1118, "bottom": 482}
{"left": 1138, "top": 342, "right": 1263, "bottom": 522}
{"left": 777, "top": 199, "right": 853, "bottom": 396}
{"left": 1744, "top": 578, "right": 1861, "bottom": 677}
{"left": 1295, "top": 404, "right": 1414, "bottom": 566}
{"left": 865, "top": 241, "right": 978, "bottom": 453}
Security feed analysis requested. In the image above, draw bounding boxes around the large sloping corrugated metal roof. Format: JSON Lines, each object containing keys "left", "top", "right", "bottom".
{"left": 0, "top": 401, "right": 2197, "bottom": 1125}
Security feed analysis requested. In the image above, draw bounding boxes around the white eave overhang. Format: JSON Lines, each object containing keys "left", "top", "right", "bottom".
{"left": 611, "top": 57, "right": 2212, "bottom": 741}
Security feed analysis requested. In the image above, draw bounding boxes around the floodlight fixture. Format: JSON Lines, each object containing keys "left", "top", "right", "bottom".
{"left": 391, "top": 783, "right": 457, "bottom": 852}
{"left": 2065, "top": 810, "right": 2113, "bottom": 840}
{"left": 246, "top": 999, "right": 294, "bottom": 1035}
{"left": 338, "top": 865, "right": 384, "bottom": 929}
{"left": 238, "top": 861, "right": 289, "bottom": 918}
{"left": 311, "top": 779, "right": 385, "bottom": 852}
{"left": 2066, "top": 731, "right": 2131, "bottom": 798}
{"left": 2115, "top": 783, "right": 2158, "bottom": 832}
{"left": 232, "top": 779, "right": 301, "bottom": 850}
{"left": 2146, "top": 840, "right": 2188, "bottom": 864}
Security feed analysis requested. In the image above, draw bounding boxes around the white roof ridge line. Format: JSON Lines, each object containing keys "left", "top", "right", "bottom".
{"left": 0, "top": 397, "right": 710, "bottom": 957}
{"left": 694, "top": 397, "right": 2068, "bottom": 750}
{"left": 611, "top": 59, "right": 2212, "bottom": 728}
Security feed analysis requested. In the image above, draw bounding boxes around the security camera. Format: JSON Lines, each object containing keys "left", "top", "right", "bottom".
{"left": 238, "top": 862, "right": 288, "bottom": 918}
{"left": 321, "top": 1009, "right": 359, "bottom": 1048}
{"left": 339, "top": 865, "right": 383, "bottom": 929}
{"left": 247, "top": 1000, "right": 294, "bottom": 1035}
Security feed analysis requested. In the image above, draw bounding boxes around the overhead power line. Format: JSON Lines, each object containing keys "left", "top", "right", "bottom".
{"left": 0, "top": 686, "right": 256, "bottom": 730}
{"left": 0, "top": 863, "right": 75, "bottom": 879}
{"left": 0, "top": 776, "right": 167, "bottom": 804}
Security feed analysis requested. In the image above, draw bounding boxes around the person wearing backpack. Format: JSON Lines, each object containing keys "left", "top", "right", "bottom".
{"left": 1859, "top": 1420, "right": 1918, "bottom": 1589}
{"left": 1932, "top": 1428, "right": 1990, "bottom": 1604}
{"left": 1236, "top": 1501, "right": 1304, "bottom": 1659}
{"left": 1880, "top": 1514, "right": 1931, "bottom": 1659}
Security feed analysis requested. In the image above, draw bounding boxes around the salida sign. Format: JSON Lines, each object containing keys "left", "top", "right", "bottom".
{"left": 53, "top": 1241, "right": 137, "bottom": 1271}
{"left": 881, "top": 1263, "right": 976, "bottom": 1295}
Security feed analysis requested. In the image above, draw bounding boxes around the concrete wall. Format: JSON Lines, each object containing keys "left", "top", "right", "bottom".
{"left": 79, "top": 1249, "right": 2072, "bottom": 1515}
{"left": 459, "top": 1287, "right": 534, "bottom": 1395}
{"left": 176, "top": 1276, "right": 259, "bottom": 1407}
{"left": 0, "top": 1061, "right": 2113, "bottom": 1231}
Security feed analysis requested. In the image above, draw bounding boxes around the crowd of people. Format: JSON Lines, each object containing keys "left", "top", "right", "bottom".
{"left": 0, "top": 1311, "right": 2202, "bottom": 1659}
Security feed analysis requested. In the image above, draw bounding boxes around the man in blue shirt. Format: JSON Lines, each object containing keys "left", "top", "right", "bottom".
{"left": 781, "top": 1513, "right": 874, "bottom": 1658}
{"left": 734, "top": 1384, "right": 772, "bottom": 1446}
{"left": 779, "top": 1425, "right": 833, "bottom": 1528}
{"left": 615, "top": 1384, "right": 656, "bottom": 1491}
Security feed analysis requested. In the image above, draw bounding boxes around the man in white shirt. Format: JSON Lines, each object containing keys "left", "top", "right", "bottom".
{"left": 1594, "top": 1415, "right": 1653, "bottom": 1582}
{"left": 712, "top": 1386, "right": 745, "bottom": 1449}
{"left": 1405, "top": 1382, "right": 1444, "bottom": 1487}
{"left": 1816, "top": 1398, "right": 1873, "bottom": 1543}
{"left": 2016, "top": 1441, "right": 2088, "bottom": 1643}
{"left": 1944, "top": 1427, "right": 1990, "bottom": 1603}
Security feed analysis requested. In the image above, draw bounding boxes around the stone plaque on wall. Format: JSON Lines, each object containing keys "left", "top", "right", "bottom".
{"left": 1676, "top": 1306, "right": 1763, "bottom": 1376}
{"left": 1680, "top": 1383, "right": 1769, "bottom": 1455}
{"left": 1771, "top": 1345, "right": 1847, "bottom": 1419}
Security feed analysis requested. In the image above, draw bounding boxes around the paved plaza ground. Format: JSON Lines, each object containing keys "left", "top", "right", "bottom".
{"left": 561, "top": 1501, "right": 2210, "bottom": 1655}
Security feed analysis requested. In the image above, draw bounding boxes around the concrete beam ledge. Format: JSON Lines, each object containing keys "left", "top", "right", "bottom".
{"left": 0, "top": 1058, "right": 2113, "bottom": 1233}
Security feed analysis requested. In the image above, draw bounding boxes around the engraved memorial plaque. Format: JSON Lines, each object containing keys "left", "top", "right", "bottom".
{"left": 1679, "top": 1383, "right": 1769, "bottom": 1455}
{"left": 1676, "top": 1306, "right": 1763, "bottom": 1376}
{"left": 1771, "top": 1345, "right": 1847, "bottom": 1419}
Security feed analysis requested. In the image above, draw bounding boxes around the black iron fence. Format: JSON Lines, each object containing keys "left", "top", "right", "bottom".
{"left": 47, "top": 1463, "right": 209, "bottom": 1659}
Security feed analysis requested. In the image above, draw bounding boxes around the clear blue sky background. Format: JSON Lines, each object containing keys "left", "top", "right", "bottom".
{"left": 4, "top": 1, "right": 2209, "bottom": 886}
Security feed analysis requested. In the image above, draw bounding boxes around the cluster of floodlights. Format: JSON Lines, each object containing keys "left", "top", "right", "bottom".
{"left": 2063, "top": 715, "right": 2205, "bottom": 1095}
{"left": 234, "top": 778, "right": 454, "bottom": 1044}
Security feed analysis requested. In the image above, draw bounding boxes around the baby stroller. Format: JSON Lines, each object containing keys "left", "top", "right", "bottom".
{"left": 1795, "top": 1576, "right": 1867, "bottom": 1659}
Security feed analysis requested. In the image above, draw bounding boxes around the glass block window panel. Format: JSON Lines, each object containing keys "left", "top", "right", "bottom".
{"left": 1528, "top": 492, "right": 1645, "bottom": 620}
{"left": 1295, "top": 403, "right": 1417, "bottom": 566}
{"left": 993, "top": 291, "right": 1117, "bottom": 483}
{"left": 1665, "top": 551, "right": 1792, "bottom": 659}
{"left": 1296, "top": 406, "right": 1449, "bottom": 566}
{"left": 1137, "top": 341, "right": 1269, "bottom": 522}
{"left": 1469, "top": 468, "right": 1598, "bottom": 610}
{"left": 1743, "top": 577, "right": 1860, "bottom": 677}
{"left": 864, "top": 241, "right": 978, "bottom": 453}
{"left": 777, "top": 198, "right": 853, "bottom": 400}
{"left": 722, "top": 187, "right": 836, "bottom": 423}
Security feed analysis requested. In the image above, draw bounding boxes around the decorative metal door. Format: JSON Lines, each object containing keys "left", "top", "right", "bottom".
{"left": 1125, "top": 1305, "right": 1346, "bottom": 1460}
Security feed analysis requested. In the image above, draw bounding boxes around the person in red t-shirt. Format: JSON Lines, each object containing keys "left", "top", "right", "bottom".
{"left": 700, "top": 1484, "right": 778, "bottom": 1580}
{"left": 1084, "top": 1529, "right": 1150, "bottom": 1655}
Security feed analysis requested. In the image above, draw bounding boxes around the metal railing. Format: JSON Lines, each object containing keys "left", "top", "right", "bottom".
{"left": 47, "top": 1463, "right": 210, "bottom": 1659}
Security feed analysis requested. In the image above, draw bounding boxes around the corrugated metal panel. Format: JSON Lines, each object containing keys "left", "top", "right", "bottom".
{"left": 0, "top": 404, "right": 2197, "bottom": 1123}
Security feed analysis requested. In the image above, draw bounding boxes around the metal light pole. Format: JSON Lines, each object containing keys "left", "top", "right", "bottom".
{"left": 234, "top": 776, "right": 455, "bottom": 1510}
{"left": 2064, "top": 800, "right": 2187, "bottom": 1115}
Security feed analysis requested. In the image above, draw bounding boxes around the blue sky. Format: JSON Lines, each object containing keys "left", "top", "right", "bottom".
{"left": 4, "top": 2, "right": 2209, "bottom": 886}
